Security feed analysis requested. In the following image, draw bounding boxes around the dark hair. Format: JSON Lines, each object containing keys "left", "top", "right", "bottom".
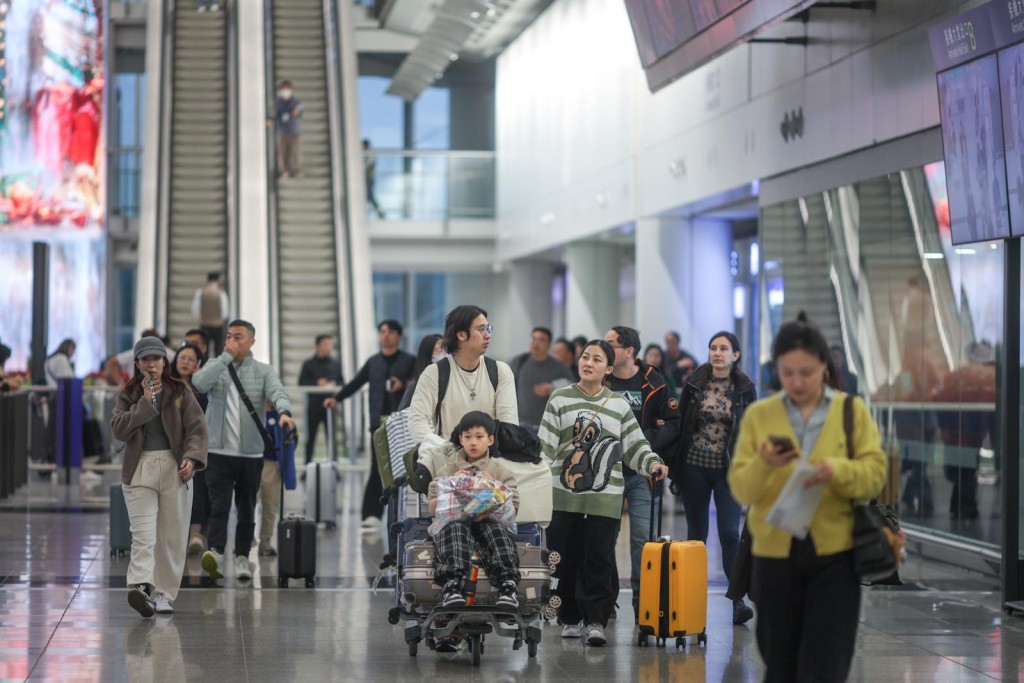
{"left": 665, "top": 331, "right": 681, "bottom": 344}
{"left": 531, "top": 327, "right": 553, "bottom": 343}
{"left": 571, "top": 336, "right": 588, "bottom": 352}
{"left": 207, "top": 272, "right": 220, "bottom": 282}
{"left": 412, "top": 334, "right": 443, "bottom": 380}
{"left": 315, "top": 334, "right": 332, "bottom": 346}
{"left": 771, "top": 312, "right": 830, "bottom": 365}
{"left": 184, "top": 328, "right": 209, "bottom": 345}
{"left": 708, "top": 331, "right": 741, "bottom": 357}
{"left": 49, "top": 338, "right": 76, "bottom": 359}
{"left": 378, "top": 319, "right": 404, "bottom": 337}
{"left": 228, "top": 319, "right": 256, "bottom": 336}
{"left": 456, "top": 410, "right": 496, "bottom": 437}
{"left": 443, "top": 305, "right": 488, "bottom": 354}
{"left": 278, "top": 80, "right": 293, "bottom": 89}
{"left": 643, "top": 343, "right": 664, "bottom": 364}
{"left": 140, "top": 328, "right": 159, "bottom": 339}
{"left": 554, "top": 337, "right": 573, "bottom": 353}
{"left": 610, "top": 326, "right": 641, "bottom": 358}
{"left": 171, "top": 344, "right": 203, "bottom": 381}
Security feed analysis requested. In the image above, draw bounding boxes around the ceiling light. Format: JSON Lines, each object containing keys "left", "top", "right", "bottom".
{"left": 470, "top": 10, "right": 480, "bottom": 18}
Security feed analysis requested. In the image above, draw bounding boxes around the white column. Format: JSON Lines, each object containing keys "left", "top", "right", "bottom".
{"left": 235, "top": 0, "right": 271, "bottom": 362}
{"left": 505, "top": 259, "right": 558, "bottom": 351}
{"left": 635, "top": 217, "right": 734, "bottom": 357}
{"left": 564, "top": 241, "right": 621, "bottom": 340}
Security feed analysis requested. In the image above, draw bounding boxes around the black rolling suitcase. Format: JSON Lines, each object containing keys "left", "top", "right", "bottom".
{"left": 278, "top": 515, "right": 316, "bottom": 588}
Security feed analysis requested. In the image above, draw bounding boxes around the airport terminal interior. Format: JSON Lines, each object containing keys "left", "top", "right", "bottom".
{"left": 3, "top": 0, "right": 1024, "bottom": 680}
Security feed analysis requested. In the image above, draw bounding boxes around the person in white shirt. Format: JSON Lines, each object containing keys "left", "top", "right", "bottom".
{"left": 44, "top": 339, "right": 77, "bottom": 386}
{"left": 191, "top": 273, "right": 230, "bottom": 356}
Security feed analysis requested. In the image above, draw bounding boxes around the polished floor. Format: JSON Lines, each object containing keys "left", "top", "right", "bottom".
{"left": 1, "top": 465, "right": 1023, "bottom": 682}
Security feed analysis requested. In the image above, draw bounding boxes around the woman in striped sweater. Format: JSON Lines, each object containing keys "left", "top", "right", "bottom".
{"left": 539, "top": 339, "right": 668, "bottom": 647}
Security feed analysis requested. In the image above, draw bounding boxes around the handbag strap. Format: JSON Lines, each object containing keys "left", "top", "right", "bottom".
{"left": 227, "top": 362, "right": 274, "bottom": 450}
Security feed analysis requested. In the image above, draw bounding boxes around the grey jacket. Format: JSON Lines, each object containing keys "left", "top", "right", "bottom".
{"left": 192, "top": 351, "right": 291, "bottom": 454}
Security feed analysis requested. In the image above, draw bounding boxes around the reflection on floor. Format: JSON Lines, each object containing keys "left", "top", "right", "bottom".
{"left": 1, "top": 465, "right": 1022, "bottom": 681}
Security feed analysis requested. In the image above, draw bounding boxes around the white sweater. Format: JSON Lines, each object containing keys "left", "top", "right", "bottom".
{"left": 408, "top": 357, "right": 519, "bottom": 443}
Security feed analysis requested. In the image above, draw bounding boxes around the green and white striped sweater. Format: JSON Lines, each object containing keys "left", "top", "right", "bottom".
{"left": 539, "top": 384, "right": 662, "bottom": 519}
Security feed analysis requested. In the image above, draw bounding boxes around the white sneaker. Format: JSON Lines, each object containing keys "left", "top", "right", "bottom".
{"left": 153, "top": 594, "right": 174, "bottom": 614}
{"left": 561, "top": 621, "right": 582, "bottom": 638}
{"left": 360, "top": 516, "right": 381, "bottom": 532}
{"left": 201, "top": 549, "right": 224, "bottom": 579}
{"left": 585, "top": 623, "right": 606, "bottom": 646}
{"left": 234, "top": 554, "right": 252, "bottom": 581}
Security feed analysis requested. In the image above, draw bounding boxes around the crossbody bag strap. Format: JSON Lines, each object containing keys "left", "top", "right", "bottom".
{"left": 843, "top": 394, "right": 855, "bottom": 461}
{"left": 555, "top": 392, "right": 612, "bottom": 459}
{"left": 227, "top": 362, "right": 274, "bottom": 451}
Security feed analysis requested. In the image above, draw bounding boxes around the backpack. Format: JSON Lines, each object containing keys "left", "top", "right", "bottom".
{"left": 433, "top": 356, "right": 499, "bottom": 433}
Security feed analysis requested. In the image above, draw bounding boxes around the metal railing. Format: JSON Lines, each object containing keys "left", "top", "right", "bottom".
{"left": 364, "top": 150, "right": 496, "bottom": 221}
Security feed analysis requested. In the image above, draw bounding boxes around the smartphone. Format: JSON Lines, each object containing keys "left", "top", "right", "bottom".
{"left": 769, "top": 435, "right": 795, "bottom": 451}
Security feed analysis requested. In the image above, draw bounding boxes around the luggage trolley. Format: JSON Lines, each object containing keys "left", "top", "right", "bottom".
{"left": 385, "top": 483, "right": 560, "bottom": 666}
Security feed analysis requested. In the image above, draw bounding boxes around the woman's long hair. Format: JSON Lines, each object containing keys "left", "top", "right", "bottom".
{"left": 48, "top": 338, "right": 76, "bottom": 360}
{"left": 412, "top": 334, "right": 443, "bottom": 381}
{"left": 124, "top": 355, "right": 186, "bottom": 401}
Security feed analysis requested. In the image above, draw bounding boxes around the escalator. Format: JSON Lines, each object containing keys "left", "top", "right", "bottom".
{"left": 163, "top": 2, "right": 235, "bottom": 344}
{"left": 266, "top": 0, "right": 342, "bottom": 385}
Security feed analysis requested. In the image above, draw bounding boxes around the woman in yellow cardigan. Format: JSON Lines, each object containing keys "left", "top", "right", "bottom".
{"left": 728, "top": 314, "right": 886, "bottom": 682}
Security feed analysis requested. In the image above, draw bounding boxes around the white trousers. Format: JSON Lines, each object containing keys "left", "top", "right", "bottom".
{"left": 123, "top": 450, "right": 193, "bottom": 601}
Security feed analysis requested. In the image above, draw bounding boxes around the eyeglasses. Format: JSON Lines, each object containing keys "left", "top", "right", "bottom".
{"left": 474, "top": 324, "right": 494, "bottom": 336}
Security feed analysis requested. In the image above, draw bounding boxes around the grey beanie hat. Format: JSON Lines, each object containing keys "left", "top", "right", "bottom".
{"left": 134, "top": 336, "right": 167, "bottom": 360}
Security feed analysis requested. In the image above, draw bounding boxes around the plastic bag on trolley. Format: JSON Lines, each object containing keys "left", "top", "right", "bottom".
{"left": 427, "top": 473, "right": 517, "bottom": 537}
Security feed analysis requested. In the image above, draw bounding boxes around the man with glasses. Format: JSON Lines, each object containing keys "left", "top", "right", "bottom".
{"left": 510, "top": 327, "right": 574, "bottom": 436}
{"left": 408, "top": 305, "right": 518, "bottom": 444}
{"left": 324, "top": 320, "right": 414, "bottom": 530}
{"left": 603, "top": 325, "right": 681, "bottom": 621}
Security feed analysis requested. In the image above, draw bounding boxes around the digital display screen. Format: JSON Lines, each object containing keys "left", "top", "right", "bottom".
{"left": 937, "top": 55, "right": 1011, "bottom": 244}
{"left": 0, "top": 0, "right": 105, "bottom": 372}
{"left": 1000, "top": 43, "right": 1024, "bottom": 236}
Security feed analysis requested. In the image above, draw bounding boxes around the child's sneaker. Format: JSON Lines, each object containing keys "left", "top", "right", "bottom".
{"left": 495, "top": 580, "right": 519, "bottom": 608}
{"left": 440, "top": 580, "right": 466, "bottom": 608}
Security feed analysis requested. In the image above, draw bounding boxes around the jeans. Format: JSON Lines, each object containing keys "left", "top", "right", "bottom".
{"left": 679, "top": 462, "right": 743, "bottom": 592}
{"left": 611, "top": 473, "right": 652, "bottom": 607}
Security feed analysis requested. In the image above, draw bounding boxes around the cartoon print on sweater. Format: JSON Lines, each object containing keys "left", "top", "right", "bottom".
{"left": 559, "top": 411, "right": 622, "bottom": 493}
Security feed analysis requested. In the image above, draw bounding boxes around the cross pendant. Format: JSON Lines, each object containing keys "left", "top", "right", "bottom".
{"left": 470, "top": 391, "right": 476, "bottom": 400}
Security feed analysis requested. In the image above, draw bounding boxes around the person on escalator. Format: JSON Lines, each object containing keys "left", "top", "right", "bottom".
{"left": 271, "top": 81, "right": 303, "bottom": 178}
{"left": 196, "top": 0, "right": 220, "bottom": 11}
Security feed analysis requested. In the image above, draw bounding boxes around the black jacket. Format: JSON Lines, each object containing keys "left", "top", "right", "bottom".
{"left": 612, "top": 363, "right": 681, "bottom": 477}
{"left": 334, "top": 350, "right": 414, "bottom": 430}
{"left": 672, "top": 363, "right": 756, "bottom": 475}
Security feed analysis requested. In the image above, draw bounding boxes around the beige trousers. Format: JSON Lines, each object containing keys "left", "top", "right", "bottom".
{"left": 123, "top": 450, "right": 193, "bottom": 601}
{"left": 259, "top": 460, "right": 282, "bottom": 544}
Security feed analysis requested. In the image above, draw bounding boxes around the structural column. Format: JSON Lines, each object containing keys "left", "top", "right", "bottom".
{"left": 564, "top": 241, "right": 621, "bottom": 340}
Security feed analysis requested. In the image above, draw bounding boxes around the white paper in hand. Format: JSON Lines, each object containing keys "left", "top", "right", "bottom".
{"left": 765, "top": 462, "right": 827, "bottom": 539}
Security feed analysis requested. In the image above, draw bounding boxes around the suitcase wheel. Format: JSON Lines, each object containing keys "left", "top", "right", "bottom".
{"left": 698, "top": 633, "right": 707, "bottom": 646}
{"left": 543, "top": 606, "right": 558, "bottom": 621}
{"left": 547, "top": 551, "right": 561, "bottom": 565}
{"left": 638, "top": 633, "right": 649, "bottom": 647}
{"left": 548, "top": 595, "right": 562, "bottom": 609}
{"left": 408, "top": 639, "right": 418, "bottom": 657}
{"left": 527, "top": 639, "right": 538, "bottom": 658}
{"left": 304, "top": 577, "right": 316, "bottom": 588}
{"left": 675, "top": 637, "right": 685, "bottom": 650}
{"left": 656, "top": 637, "right": 666, "bottom": 647}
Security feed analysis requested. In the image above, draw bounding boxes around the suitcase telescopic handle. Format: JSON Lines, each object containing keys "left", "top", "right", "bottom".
{"left": 649, "top": 478, "right": 665, "bottom": 542}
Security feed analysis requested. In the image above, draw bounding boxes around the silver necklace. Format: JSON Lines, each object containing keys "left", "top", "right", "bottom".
{"left": 454, "top": 361, "right": 482, "bottom": 400}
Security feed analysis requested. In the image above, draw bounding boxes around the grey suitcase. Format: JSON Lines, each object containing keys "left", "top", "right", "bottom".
{"left": 110, "top": 483, "right": 132, "bottom": 558}
{"left": 304, "top": 461, "right": 337, "bottom": 527}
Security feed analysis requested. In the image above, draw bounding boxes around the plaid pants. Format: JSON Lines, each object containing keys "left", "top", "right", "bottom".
{"left": 433, "top": 520, "right": 520, "bottom": 586}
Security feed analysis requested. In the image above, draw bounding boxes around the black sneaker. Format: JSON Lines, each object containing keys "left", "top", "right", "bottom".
{"left": 495, "top": 581, "right": 519, "bottom": 608}
{"left": 441, "top": 581, "right": 466, "bottom": 608}
{"left": 733, "top": 598, "right": 754, "bottom": 625}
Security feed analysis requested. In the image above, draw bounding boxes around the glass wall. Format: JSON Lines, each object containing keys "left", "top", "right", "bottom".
{"left": 372, "top": 272, "right": 448, "bottom": 352}
{"left": 761, "top": 162, "right": 1002, "bottom": 550}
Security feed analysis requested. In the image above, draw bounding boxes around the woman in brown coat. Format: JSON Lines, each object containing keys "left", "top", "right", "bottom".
{"left": 111, "top": 337, "right": 208, "bottom": 617}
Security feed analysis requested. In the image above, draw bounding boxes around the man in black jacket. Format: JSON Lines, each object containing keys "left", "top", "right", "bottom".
{"left": 324, "top": 320, "right": 414, "bottom": 529}
{"left": 603, "top": 326, "right": 681, "bottom": 619}
{"left": 298, "top": 335, "right": 343, "bottom": 464}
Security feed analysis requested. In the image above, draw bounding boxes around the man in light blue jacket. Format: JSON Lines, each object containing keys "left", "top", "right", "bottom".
{"left": 192, "top": 319, "right": 293, "bottom": 581}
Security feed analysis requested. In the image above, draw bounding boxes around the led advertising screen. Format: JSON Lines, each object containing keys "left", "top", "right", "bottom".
{"left": 1000, "top": 43, "right": 1024, "bottom": 236}
{"left": 937, "top": 55, "right": 1011, "bottom": 244}
{"left": 0, "top": 0, "right": 105, "bottom": 373}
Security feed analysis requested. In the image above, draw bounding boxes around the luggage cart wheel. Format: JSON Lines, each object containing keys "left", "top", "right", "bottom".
{"left": 278, "top": 577, "right": 288, "bottom": 588}
{"left": 408, "top": 639, "right": 418, "bottom": 657}
{"left": 469, "top": 634, "right": 482, "bottom": 666}
{"left": 304, "top": 577, "right": 315, "bottom": 588}
{"left": 527, "top": 639, "right": 538, "bottom": 658}
{"left": 388, "top": 608, "right": 401, "bottom": 625}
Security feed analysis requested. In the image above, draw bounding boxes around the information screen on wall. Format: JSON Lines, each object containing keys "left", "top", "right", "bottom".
{"left": 937, "top": 55, "right": 1011, "bottom": 244}
{"left": 623, "top": 0, "right": 816, "bottom": 92}
{"left": 0, "top": 0, "right": 105, "bottom": 372}
{"left": 1000, "top": 43, "right": 1024, "bottom": 236}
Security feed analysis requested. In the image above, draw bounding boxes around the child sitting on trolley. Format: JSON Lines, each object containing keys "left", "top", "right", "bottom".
{"left": 427, "top": 411, "right": 520, "bottom": 609}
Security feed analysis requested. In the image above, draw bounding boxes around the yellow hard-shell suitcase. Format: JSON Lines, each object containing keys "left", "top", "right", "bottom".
{"left": 637, "top": 485, "right": 708, "bottom": 648}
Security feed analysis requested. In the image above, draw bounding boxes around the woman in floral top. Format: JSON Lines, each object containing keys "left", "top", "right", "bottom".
{"left": 671, "top": 331, "right": 756, "bottom": 625}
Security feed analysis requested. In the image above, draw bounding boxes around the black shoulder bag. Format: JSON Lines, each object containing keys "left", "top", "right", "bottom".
{"left": 227, "top": 362, "right": 277, "bottom": 455}
{"left": 845, "top": 395, "right": 902, "bottom": 585}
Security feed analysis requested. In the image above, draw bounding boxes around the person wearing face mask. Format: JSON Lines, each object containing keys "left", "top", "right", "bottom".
{"left": 672, "top": 331, "right": 757, "bottom": 625}
{"left": 111, "top": 337, "right": 208, "bottom": 617}
{"left": 270, "top": 81, "right": 303, "bottom": 178}
{"left": 728, "top": 313, "right": 886, "bottom": 682}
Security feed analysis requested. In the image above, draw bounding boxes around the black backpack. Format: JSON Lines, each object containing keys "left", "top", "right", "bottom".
{"left": 433, "top": 356, "right": 499, "bottom": 432}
